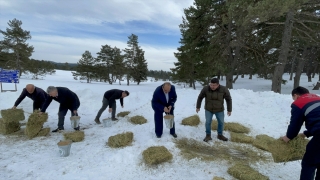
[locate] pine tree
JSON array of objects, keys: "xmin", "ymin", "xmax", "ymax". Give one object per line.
[
  {"xmin": 131, "ymin": 48, "xmax": 148, "ymax": 85},
  {"xmin": 112, "ymin": 47, "xmax": 126, "ymax": 85},
  {"xmin": 72, "ymin": 50, "xmax": 95, "ymax": 83}
]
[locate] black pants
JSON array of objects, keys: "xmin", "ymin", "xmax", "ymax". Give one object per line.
[
  {"xmin": 95, "ymin": 97, "xmax": 116, "ymax": 119},
  {"xmin": 154, "ymin": 108, "xmax": 175, "ymax": 137},
  {"xmin": 300, "ymin": 136, "xmax": 320, "ymax": 180},
  {"xmin": 58, "ymin": 104, "xmax": 80, "ymax": 129}
]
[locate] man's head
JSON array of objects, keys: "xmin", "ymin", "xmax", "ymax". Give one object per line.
[
  {"xmin": 291, "ymin": 86, "xmax": 309, "ymax": 101},
  {"xmin": 47, "ymin": 86, "xmax": 58, "ymax": 97},
  {"xmin": 162, "ymin": 82, "xmax": 171, "ymax": 93},
  {"xmin": 209, "ymin": 78, "xmax": 220, "ymax": 90},
  {"xmin": 122, "ymin": 90, "xmax": 129, "ymax": 98},
  {"xmin": 26, "ymin": 84, "xmax": 35, "ymax": 94}
]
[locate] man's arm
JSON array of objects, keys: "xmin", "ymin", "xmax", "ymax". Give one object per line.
[
  {"xmin": 41, "ymin": 97, "xmax": 53, "ymax": 112},
  {"xmin": 196, "ymin": 87, "xmax": 206, "ymax": 109},
  {"xmin": 37, "ymin": 88, "xmax": 48, "ymax": 107},
  {"xmin": 14, "ymin": 89, "xmax": 27, "ymax": 107},
  {"xmin": 120, "ymin": 98, "xmax": 124, "ymax": 107},
  {"xmin": 169, "ymin": 86, "xmax": 177, "ymax": 107},
  {"xmin": 151, "ymin": 88, "xmax": 165, "ymax": 112},
  {"xmin": 286, "ymin": 105, "xmax": 304, "ymax": 139},
  {"xmin": 224, "ymin": 88, "xmax": 232, "ymax": 112}
]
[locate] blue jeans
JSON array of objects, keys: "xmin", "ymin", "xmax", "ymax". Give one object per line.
[{"xmin": 205, "ymin": 110, "xmax": 224, "ymax": 135}]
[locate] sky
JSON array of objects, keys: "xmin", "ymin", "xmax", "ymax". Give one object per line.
[{"xmin": 0, "ymin": 0, "xmax": 194, "ymax": 71}]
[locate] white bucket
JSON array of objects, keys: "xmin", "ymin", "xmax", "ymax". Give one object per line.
[
  {"xmin": 164, "ymin": 115, "xmax": 174, "ymax": 129},
  {"xmin": 102, "ymin": 118, "xmax": 112, "ymax": 127},
  {"xmin": 57, "ymin": 140, "xmax": 72, "ymax": 157},
  {"xmin": 70, "ymin": 116, "xmax": 80, "ymax": 128}
]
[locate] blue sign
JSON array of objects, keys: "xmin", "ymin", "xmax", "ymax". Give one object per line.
[{"xmin": 0, "ymin": 69, "xmax": 19, "ymax": 83}]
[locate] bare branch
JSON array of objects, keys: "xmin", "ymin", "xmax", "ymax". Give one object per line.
[
  {"xmin": 299, "ymin": 12, "xmax": 319, "ymax": 18},
  {"xmin": 294, "ymin": 19, "xmax": 315, "ymax": 32},
  {"xmin": 293, "ymin": 27, "xmax": 317, "ymax": 42},
  {"xmin": 265, "ymin": 22, "xmax": 285, "ymax": 25},
  {"xmin": 300, "ymin": 20, "xmax": 320, "ymax": 24}
]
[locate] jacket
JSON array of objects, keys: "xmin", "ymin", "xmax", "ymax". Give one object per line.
[
  {"xmin": 14, "ymin": 87, "xmax": 48, "ymax": 107},
  {"xmin": 151, "ymin": 84, "xmax": 177, "ymax": 112},
  {"xmin": 104, "ymin": 89, "xmax": 124, "ymax": 107}
]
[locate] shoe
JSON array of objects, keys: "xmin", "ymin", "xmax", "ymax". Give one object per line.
[
  {"xmin": 156, "ymin": 135, "xmax": 161, "ymax": 138},
  {"xmin": 52, "ymin": 128, "xmax": 64, "ymax": 133},
  {"xmin": 217, "ymin": 134, "xmax": 228, "ymax": 141},
  {"xmin": 203, "ymin": 134, "xmax": 212, "ymax": 142},
  {"xmin": 94, "ymin": 118, "xmax": 101, "ymax": 124},
  {"xmin": 171, "ymin": 133, "xmax": 178, "ymax": 138},
  {"xmin": 111, "ymin": 117, "xmax": 118, "ymax": 121},
  {"xmin": 74, "ymin": 126, "xmax": 80, "ymax": 131}
]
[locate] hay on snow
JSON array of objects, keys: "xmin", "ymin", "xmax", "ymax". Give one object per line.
[
  {"xmin": 64, "ymin": 131, "xmax": 85, "ymax": 142},
  {"xmin": 36, "ymin": 128, "xmax": 50, "ymax": 137},
  {"xmin": 230, "ymin": 132, "xmax": 254, "ymax": 144},
  {"xmin": 25, "ymin": 111, "xmax": 48, "ymax": 139},
  {"xmin": 212, "ymin": 177, "xmax": 225, "ymax": 180},
  {"xmin": 1, "ymin": 108, "xmax": 25, "ymax": 123},
  {"xmin": 142, "ymin": 146, "xmax": 173, "ymax": 165},
  {"xmin": 130, "ymin": 115, "xmax": 147, "ymax": 125},
  {"xmin": 211, "ymin": 120, "xmax": 250, "ymax": 134},
  {"xmin": 108, "ymin": 132, "xmax": 133, "ymax": 148},
  {"xmin": 0, "ymin": 118, "xmax": 20, "ymax": 135},
  {"xmin": 181, "ymin": 115, "xmax": 200, "ymax": 126},
  {"xmin": 227, "ymin": 163, "xmax": 269, "ymax": 180},
  {"xmin": 117, "ymin": 111, "xmax": 130, "ymax": 117}
]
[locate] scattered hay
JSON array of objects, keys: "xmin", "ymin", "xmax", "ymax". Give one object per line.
[
  {"xmin": 0, "ymin": 118, "xmax": 20, "ymax": 135},
  {"xmin": 181, "ymin": 115, "xmax": 200, "ymax": 126},
  {"xmin": 117, "ymin": 111, "xmax": 130, "ymax": 117},
  {"xmin": 227, "ymin": 163, "xmax": 269, "ymax": 180},
  {"xmin": 213, "ymin": 177, "xmax": 225, "ymax": 180},
  {"xmin": 175, "ymin": 138, "xmax": 269, "ymax": 163},
  {"xmin": 36, "ymin": 128, "xmax": 50, "ymax": 137},
  {"xmin": 107, "ymin": 132, "xmax": 133, "ymax": 148},
  {"xmin": 64, "ymin": 131, "xmax": 85, "ymax": 142},
  {"xmin": 230, "ymin": 132, "xmax": 254, "ymax": 144},
  {"xmin": 252, "ymin": 134, "xmax": 274, "ymax": 151},
  {"xmin": 211, "ymin": 120, "xmax": 250, "ymax": 134},
  {"xmin": 130, "ymin": 115, "xmax": 147, "ymax": 125},
  {"xmin": 1, "ymin": 109, "xmax": 25, "ymax": 123},
  {"xmin": 142, "ymin": 146, "xmax": 173, "ymax": 165},
  {"xmin": 25, "ymin": 112, "xmax": 48, "ymax": 139}
]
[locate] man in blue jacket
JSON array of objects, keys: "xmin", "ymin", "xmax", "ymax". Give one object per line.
[
  {"xmin": 40, "ymin": 86, "xmax": 80, "ymax": 132},
  {"xmin": 282, "ymin": 86, "xmax": 320, "ymax": 180},
  {"xmin": 12, "ymin": 84, "xmax": 48, "ymax": 111},
  {"xmin": 151, "ymin": 82, "xmax": 177, "ymax": 138}
]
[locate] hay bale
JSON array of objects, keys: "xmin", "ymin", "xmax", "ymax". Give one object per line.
[
  {"xmin": 227, "ymin": 163, "xmax": 269, "ymax": 180},
  {"xmin": 25, "ymin": 112, "xmax": 48, "ymax": 139},
  {"xmin": 0, "ymin": 118, "xmax": 20, "ymax": 135},
  {"xmin": 1, "ymin": 109, "xmax": 25, "ymax": 123},
  {"xmin": 213, "ymin": 177, "xmax": 225, "ymax": 180},
  {"xmin": 130, "ymin": 115, "xmax": 147, "ymax": 125},
  {"xmin": 108, "ymin": 132, "xmax": 133, "ymax": 148},
  {"xmin": 181, "ymin": 115, "xmax": 200, "ymax": 126},
  {"xmin": 142, "ymin": 146, "xmax": 173, "ymax": 165},
  {"xmin": 64, "ymin": 131, "xmax": 85, "ymax": 142},
  {"xmin": 211, "ymin": 120, "xmax": 250, "ymax": 133},
  {"xmin": 252, "ymin": 134, "xmax": 275, "ymax": 151},
  {"xmin": 117, "ymin": 111, "xmax": 130, "ymax": 117},
  {"xmin": 36, "ymin": 128, "xmax": 50, "ymax": 137},
  {"xmin": 230, "ymin": 132, "xmax": 254, "ymax": 144}
]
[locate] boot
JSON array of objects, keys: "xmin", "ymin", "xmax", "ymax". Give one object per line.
[
  {"xmin": 94, "ymin": 118, "xmax": 101, "ymax": 124},
  {"xmin": 217, "ymin": 134, "xmax": 228, "ymax": 141},
  {"xmin": 203, "ymin": 134, "xmax": 212, "ymax": 142},
  {"xmin": 111, "ymin": 117, "xmax": 118, "ymax": 121}
]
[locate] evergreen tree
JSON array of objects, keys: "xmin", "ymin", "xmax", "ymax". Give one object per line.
[
  {"xmin": 112, "ymin": 47, "xmax": 126, "ymax": 85},
  {"xmin": 72, "ymin": 50, "xmax": 95, "ymax": 83},
  {"xmin": 131, "ymin": 48, "xmax": 148, "ymax": 85}
]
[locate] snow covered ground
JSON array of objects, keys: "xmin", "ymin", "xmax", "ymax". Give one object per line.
[{"xmin": 0, "ymin": 70, "xmax": 318, "ymax": 180}]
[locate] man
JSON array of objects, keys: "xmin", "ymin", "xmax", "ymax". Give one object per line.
[
  {"xmin": 40, "ymin": 86, "xmax": 80, "ymax": 132},
  {"xmin": 94, "ymin": 89, "xmax": 129, "ymax": 124},
  {"xmin": 151, "ymin": 82, "xmax": 177, "ymax": 138},
  {"xmin": 282, "ymin": 86, "xmax": 320, "ymax": 180},
  {"xmin": 196, "ymin": 78, "xmax": 232, "ymax": 142},
  {"xmin": 12, "ymin": 84, "xmax": 48, "ymax": 111}
]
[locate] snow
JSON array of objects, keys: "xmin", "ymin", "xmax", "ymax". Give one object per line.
[{"xmin": 0, "ymin": 70, "xmax": 318, "ymax": 180}]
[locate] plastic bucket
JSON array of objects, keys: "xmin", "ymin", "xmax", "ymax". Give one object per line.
[
  {"xmin": 164, "ymin": 115, "xmax": 174, "ymax": 129},
  {"xmin": 102, "ymin": 118, "xmax": 112, "ymax": 127},
  {"xmin": 57, "ymin": 140, "xmax": 72, "ymax": 157},
  {"xmin": 70, "ymin": 116, "xmax": 80, "ymax": 128}
]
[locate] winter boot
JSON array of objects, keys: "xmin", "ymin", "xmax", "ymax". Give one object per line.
[
  {"xmin": 94, "ymin": 118, "xmax": 101, "ymax": 124},
  {"xmin": 203, "ymin": 134, "xmax": 212, "ymax": 142},
  {"xmin": 217, "ymin": 134, "xmax": 228, "ymax": 141},
  {"xmin": 111, "ymin": 117, "xmax": 118, "ymax": 121},
  {"xmin": 52, "ymin": 128, "xmax": 64, "ymax": 133}
]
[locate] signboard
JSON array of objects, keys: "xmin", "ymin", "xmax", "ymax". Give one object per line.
[{"xmin": 0, "ymin": 69, "xmax": 19, "ymax": 83}]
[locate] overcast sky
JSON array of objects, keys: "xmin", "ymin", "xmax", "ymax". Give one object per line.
[{"xmin": 0, "ymin": 0, "xmax": 194, "ymax": 71}]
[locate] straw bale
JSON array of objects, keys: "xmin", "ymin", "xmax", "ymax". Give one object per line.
[
  {"xmin": 142, "ymin": 146, "xmax": 173, "ymax": 165},
  {"xmin": 230, "ymin": 132, "xmax": 254, "ymax": 144},
  {"xmin": 36, "ymin": 128, "xmax": 50, "ymax": 137},
  {"xmin": 181, "ymin": 115, "xmax": 200, "ymax": 126},
  {"xmin": 227, "ymin": 163, "xmax": 269, "ymax": 180},
  {"xmin": 64, "ymin": 131, "xmax": 85, "ymax": 142},
  {"xmin": 0, "ymin": 118, "xmax": 21, "ymax": 135},
  {"xmin": 25, "ymin": 112, "xmax": 48, "ymax": 139},
  {"xmin": 130, "ymin": 115, "xmax": 147, "ymax": 125},
  {"xmin": 1, "ymin": 109, "xmax": 25, "ymax": 123},
  {"xmin": 252, "ymin": 134, "xmax": 275, "ymax": 151},
  {"xmin": 117, "ymin": 111, "xmax": 130, "ymax": 117},
  {"xmin": 211, "ymin": 120, "xmax": 250, "ymax": 134},
  {"xmin": 108, "ymin": 132, "xmax": 133, "ymax": 148},
  {"xmin": 212, "ymin": 177, "xmax": 225, "ymax": 180}
]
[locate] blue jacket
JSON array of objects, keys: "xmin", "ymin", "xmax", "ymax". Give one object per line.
[
  {"xmin": 286, "ymin": 93, "xmax": 320, "ymax": 139},
  {"xmin": 151, "ymin": 84, "xmax": 177, "ymax": 112},
  {"xmin": 14, "ymin": 87, "xmax": 48, "ymax": 107}
]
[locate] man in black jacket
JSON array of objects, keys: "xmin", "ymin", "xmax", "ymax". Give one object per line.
[
  {"xmin": 12, "ymin": 84, "xmax": 48, "ymax": 111},
  {"xmin": 40, "ymin": 86, "xmax": 80, "ymax": 132},
  {"xmin": 94, "ymin": 89, "xmax": 129, "ymax": 124}
]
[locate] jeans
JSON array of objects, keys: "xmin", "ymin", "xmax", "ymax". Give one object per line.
[
  {"xmin": 205, "ymin": 110, "xmax": 225, "ymax": 135},
  {"xmin": 300, "ymin": 136, "xmax": 320, "ymax": 180},
  {"xmin": 95, "ymin": 97, "xmax": 116, "ymax": 119}
]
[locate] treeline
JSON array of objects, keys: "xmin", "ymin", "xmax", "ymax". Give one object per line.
[{"xmin": 172, "ymin": 0, "xmax": 320, "ymax": 93}]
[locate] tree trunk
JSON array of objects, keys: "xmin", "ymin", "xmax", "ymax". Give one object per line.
[
  {"xmin": 249, "ymin": 73, "xmax": 253, "ymax": 79},
  {"xmin": 313, "ymin": 82, "xmax": 320, "ymax": 90},
  {"xmin": 233, "ymin": 73, "xmax": 239, "ymax": 83},
  {"xmin": 312, "ymin": 64, "xmax": 318, "ymax": 78},
  {"xmin": 271, "ymin": 11, "xmax": 294, "ymax": 93},
  {"xmin": 226, "ymin": 22, "xmax": 240, "ymax": 89},
  {"xmin": 192, "ymin": 81, "xmax": 196, "ymax": 90},
  {"xmin": 293, "ymin": 48, "xmax": 307, "ymax": 88},
  {"xmin": 221, "ymin": 75, "xmax": 223, "ymax": 81},
  {"xmin": 127, "ymin": 75, "xmax": 130, "ymax": 86},
  {"xmin": 241, "ymin": 74, "xmax": 244, "ymax": 78},
  {"xmin": 289, "ymin": 51, "xmax": 297, "ymax": 81}
]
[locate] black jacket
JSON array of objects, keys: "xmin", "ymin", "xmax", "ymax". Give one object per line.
[
  {"xmin": 14, "ymin": 87, "xmax": 48, "ymax": 107},
  {"xmin": 104, "ymin": 89, "xmax": 124, "ymax": 107},
  {"xmin": 151, "ymin": 84, "xmax": 177, "ymax": 112},
  {"xmin": 41, "ymin": 87, "xmax": 80, "ymax": 112}
]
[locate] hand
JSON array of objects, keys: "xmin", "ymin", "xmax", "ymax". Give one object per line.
[
  {"xmin": 38, "ymin": 112, "xmax": 43, "ymax": 115},
  {"xmin": 108, "ymin": 108, "xmax": 112, "ymax": 113},
  {"xmin": 227, "ymin": 112, "xmax": 231, "ymax": 116},
  {"xmin": 299, "ymin": 133, "xmax": 306, "ymax": 138},
  {"xmin": 12, "ymin": 106, "xmax": 16, "ymax": 109},
  {"xmin": 168, "ymin": 106, "xmax": 172, "ymax": 112},
  {"xmin": 281, "ymin": 136, "xmax": 290, "ymax": 143},
  {"xmin": 73, "ymin": 110, "xmax": 77, "ymax": 115},
  {"xmin": 164, "ymin": 107, "xmax": 169, "ymax": 113},
  {"xmin": 122, "ymin": 106, "xmax": 124, "ymax": 108},
  {"xmin": 196, "ymin": 108, "xmax": 200, "ymax": 113}
]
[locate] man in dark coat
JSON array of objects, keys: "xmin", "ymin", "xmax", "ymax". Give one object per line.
[
  {"xmin": 12, "ymin": 84, "xmax": 48, "ymax": 111},
  {"xmin": 196, "ymin": 78, "xmax": 232, "ymax": 142},
  {"xmin": 151, "ymin": 82, "xmax": 177, "ymax": 138},
  {"xmin": 282, "ymin": 86, "xmax": 320, "ymax": 180},
  {"xmin": 40, "ymin": 86, "xmax": 80, "ymax": 132},
  {"xmin": 94, "ymin": 89, "xmax": 129, "ymax": 124}
]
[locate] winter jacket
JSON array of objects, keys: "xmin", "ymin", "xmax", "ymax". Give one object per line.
[
  {"xmin": 151, "ymin": 84, "xmax": 177, "ymax": 112},
  {"xmin": 196, "ymin": 85, "xmax": 232, "ymax": 113},
  {"xmin": 41, "ymin": 87, "xmax": 80, "ymax": 112},
  {"xmin": 286, "ymin": 93, "xmax": 320, "ymax": 139},
  {"xmin": 14, "ymin": 87, "xmax": 48, "ymax": 107},
  {"xmin": 104, "ymin": 89, "xmax": 124, "ymax": 107}
]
